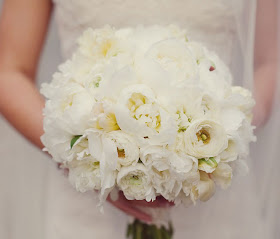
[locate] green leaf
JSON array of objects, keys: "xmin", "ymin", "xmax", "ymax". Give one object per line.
[{"xmin": 70, "ymin": 135, "xmax": 82, "ymax": 149}]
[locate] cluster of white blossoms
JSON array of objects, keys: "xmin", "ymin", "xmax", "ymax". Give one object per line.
[{"xmin": 41, "ymin": 25, "xmax": 256, "ymax": 206}]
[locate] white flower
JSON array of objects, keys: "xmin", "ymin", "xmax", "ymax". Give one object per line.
[
  {"xmin": 117, "ymin": 164, "xmax": 155, "ymax": 201},
  {"xmin": 105, "ymin": 130, "xmax": 140, "ymax": 169},
  {"xmin": 68, "ymin": 157, "xmax": 101, "ymax": 192},
  {"xmin": 115, "ymin": 84, "xmax": 177, "ymax": 145},
  {"xmin": 228, "ymin": 86, "xmax": 255, "ymax": 121},
  {"xmin": 212, "ymin": 163, "xmax": 232, "ymax": 189},
  {"xmin": 87, "ymin": 130, "xmax": 118, "ymax": 202},
  {"xmin": 220, "ymin": 138, "xmax": 239, "ymax": 162},
  {"xmin": 42, "ymin": 82, "xmax": 94, "ymax": 135},
  {"xmin": 184, "ymin": 119, "xmax": 228, "ymax": 158},
  {"xmin": 78, "ymin": 26, "xmax": 127, "ymax": 61},
  {"xmin": 90, "ymin": 101, "xmax": 120, "ymax": 131},
  {"xmin": 190, "ymin": 172, "xmax": 216, "ymax": 203},
  {"xmin": 140, "ymin": 146, "xmax": 195, "ymax": 200},
  {"xmin": 146, "ymin": 39, "xmax": 198, "ymax": 83}
]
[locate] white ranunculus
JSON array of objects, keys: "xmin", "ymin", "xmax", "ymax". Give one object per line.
[
  {"xmin": 68, "ymin": 157, "xmax": 101, "ymax": 192},
  {"xmin": 140, "ymin": 146, "xmax": 195, "ymax": 200},
  {"xmin": 184, "ymin": 119, "xmax": 228, "ymax": 158},
  {"xmin": 117, "ymin": 164, "xmax": 155, "ymax": 201},
  {"xmin": 115, "ymin": 84, "xmax": 177, "ymax": 146},
  {"xmin": 190, "ymin": 172, "xmax": 216, "ymax": 203},
  {"xmin": 212, "ymin": 163, "xmax": 232, "ymax": 189}
]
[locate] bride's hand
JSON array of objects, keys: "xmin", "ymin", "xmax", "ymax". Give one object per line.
[{"xmin": 107, "ymin": 191, "xmax": 174, "ymax": 223}]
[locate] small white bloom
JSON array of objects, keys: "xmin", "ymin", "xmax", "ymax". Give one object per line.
[
  {"xmin": 184, "ymin": 119, "xmax": 228, "ymax": 158},
  {"xmin": 228, "ymin": 86, "xmax": 255, "ymax": 121},
  {"xmin": 78, "ymin": 26, "xmax": 128, "ymax": 61},
  {"xmin": 117, "ymin": 164, "xmax": 155, "ymax": 201},
  {"xmin": 106, "ymin": 130, "xmax": 140, "ymax": 169},
  {"xmin": 212, "ymin": 163, "xmax": 232, "ymax": 189},
  {"xmin": 87, "ymin": 130, "xmax": 118, "ymax": 202},
  {"xmin": 68, "ymin": 157, "xmax": 101, "ymax": 192},
  {"xmin": 190, "ymin": 172, "xmax": 216, "ymax": 203}
]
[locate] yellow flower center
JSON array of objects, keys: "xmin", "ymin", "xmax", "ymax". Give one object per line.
[{"xmin": 196, "ymin": 129, "xmax": 210, "ymax": 144}]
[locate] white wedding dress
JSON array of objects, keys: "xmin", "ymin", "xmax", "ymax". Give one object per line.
[{"xmin": 42, "ymin": 0, "xmax": 278, "ymax": 238}]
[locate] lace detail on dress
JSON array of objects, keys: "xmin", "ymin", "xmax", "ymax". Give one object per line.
[{"xmin": 53, "ymin": 0, "xmax": 236, "ymax": 66}]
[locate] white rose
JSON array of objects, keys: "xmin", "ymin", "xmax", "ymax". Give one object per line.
[
  {"xmin": 68, "ymin": 157, "xmax": 101, "ymax": 192},
  {"xmin": 117, "ymin": 164, "xmax": 155, "ymax": 201},
  {"xmin": 115, "ymin": 84, "xmax": 177, "ymax": 146},
  {"xmin": 212, "ymin": 163, "xmax": 232, "ymax": 189},
  {"xmin": 184, "ymin": 119, "xmax": 228, "ymax": 158},
  {"xmin": 190, "ymin": 172, "xmax": 216, "ymax": 203}
]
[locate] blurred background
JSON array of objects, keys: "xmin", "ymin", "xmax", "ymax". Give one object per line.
[{"xmin": 0, "ymin": 1, "xmax": 279, "ymax": 239}]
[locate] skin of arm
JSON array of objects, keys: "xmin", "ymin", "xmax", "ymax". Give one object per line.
[
  {"xmin": 253, "ymin": 0, "xmax": 279, "ymax": 128},
  {"xmin": 0, "ymin": 0, "xmax": 52, "ymax": 148}
]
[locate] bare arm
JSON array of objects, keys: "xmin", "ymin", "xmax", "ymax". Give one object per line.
[
  {"xmin": 0, "ymin": 0, "xmax": 52, "ymax": 148},
  {"xmin": 253, "ymin": 0, "xmax": 279, "ymax": 127}
]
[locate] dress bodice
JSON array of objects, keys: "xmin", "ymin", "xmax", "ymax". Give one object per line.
[{"xmin": 54, "ymin": 0, "xmax": 239, "ymax": 66}]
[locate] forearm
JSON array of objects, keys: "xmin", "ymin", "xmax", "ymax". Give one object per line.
[
  {"xmin": 253, "ymin": 62, "xmax": 278, "ymax": 127},
  {"xmin": 0, "ymin": 71, "xmax": 45, "ymax": 149}
]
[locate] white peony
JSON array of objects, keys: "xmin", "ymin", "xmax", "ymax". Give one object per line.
[
  {"xmin": 115, "ymin": 84, "xmax": 177, "ymax": 146},
  {"xmin": 140, "ymin": 146, "xmax": 195, "ymax": 200},
  {"xmin": 90, "ymin": 100, "xmax": 120, "ymax": 132},
  {"xmin": 184, "ymin": 119, "xmax": 228, "ymax": 158},
  {"xmin": 117, "ymin": 164, "xmax": 155, "ymax": 201}
]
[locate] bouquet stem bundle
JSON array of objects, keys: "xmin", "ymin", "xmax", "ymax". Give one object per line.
[{"xmin": 127, "ymin": 219, "xmax": 173, "ymax": 239}]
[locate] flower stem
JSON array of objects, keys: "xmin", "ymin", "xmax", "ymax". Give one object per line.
[{"xmin": 126, "ymin": 219, "xmax": 173, "ymax": 239}]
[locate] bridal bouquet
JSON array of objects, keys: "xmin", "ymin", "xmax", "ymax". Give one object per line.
[{"xmin": 41, "ymin": 25, "xmax": 256, "ymax": 239}]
